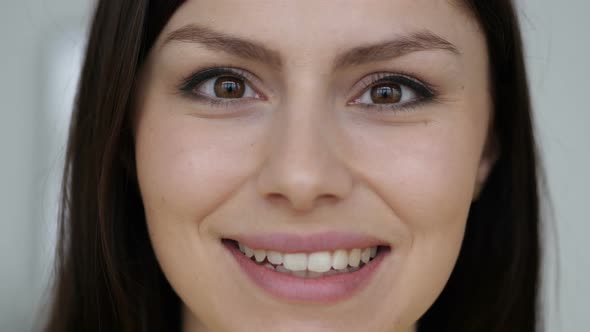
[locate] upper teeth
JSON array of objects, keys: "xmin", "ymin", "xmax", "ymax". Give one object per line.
[{"xmin": 238, "ymin": 242, "xmax": 378, "ymax": 273}]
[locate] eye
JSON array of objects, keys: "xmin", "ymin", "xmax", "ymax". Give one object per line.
[
  {"xmin": 195, "ymin": 75, "xmax": 258, "ymax": 99},
  {"xmin": 359, "ymin": 82, "xmax": 410, "ymax": 104},
  {"xmin": 179, "ymin": 67, "xmax": 263, "ymax": 103},
  {"xmin": 350, "ymin": 74, "xmax": 435, "ymax": 111}
]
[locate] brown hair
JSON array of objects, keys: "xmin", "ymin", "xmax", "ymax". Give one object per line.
[{"xmin": 44, "ymin": 1, "xmax": 542, "ymax": 331}]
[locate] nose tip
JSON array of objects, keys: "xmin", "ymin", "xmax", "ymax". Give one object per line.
[
  {"xmin": 256, "ymin": 117, "xmax": 353, "ymax": 212},
  {"xmin": 255, "ymin": 114, "xmax": 353, "ymax": 214},
  {"xmin": 257, "ymin": 166, "xmax": 353, "ymax": 213}
]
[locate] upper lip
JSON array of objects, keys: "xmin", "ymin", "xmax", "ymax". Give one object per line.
[{"xmin": 227, "ymin": 231, "xmax": 389, "ymax": 253}]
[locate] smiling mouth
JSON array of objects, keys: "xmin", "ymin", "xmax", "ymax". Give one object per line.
[
  {"xmin": 224, "ymin": 239, "xmax": 390, "ymax": 278},
  {"xmin": 221, "ymin": 232, "xmax": 391, "ymax": 303}
]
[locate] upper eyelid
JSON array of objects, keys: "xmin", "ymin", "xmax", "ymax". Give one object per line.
[
  {"xmin": 348, "ymin": 72, "xmax": 436, "ymax": 104},
  {"xmin": 178, "ymin": 66, "xmax": 264, "ymax": 94},
  {"xmin": 353, "ymin": 72, "xmax": 434, "ymax": 93}
]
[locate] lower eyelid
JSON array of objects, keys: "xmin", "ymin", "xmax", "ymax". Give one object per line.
[{"xmin": 352, "ymin": 99, "xmax": 434, "ymax": 116}]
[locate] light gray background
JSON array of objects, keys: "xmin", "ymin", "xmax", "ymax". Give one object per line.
[{"xmin": 0, "ymin": 0, "xmax": 588, "ymax": 331}]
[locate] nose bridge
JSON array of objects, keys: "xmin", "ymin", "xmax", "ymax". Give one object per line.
[{"xmin": 255, "ymin": 76, "xmax": 353, "ymax": 213}]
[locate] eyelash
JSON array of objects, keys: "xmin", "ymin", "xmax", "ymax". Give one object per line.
[
  {"xmin": 178, "ymin": 67, "xmax": 437, "ymax": 113},
  {"xmin": 350, "ymin": 72, "xmax": 436, "ymax": 112},
  {"xmin": 178, "ymin": 67, "xmax": 262, "ymax": 106}
]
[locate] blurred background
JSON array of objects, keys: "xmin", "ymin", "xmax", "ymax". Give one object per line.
[{"xmin": 0, "ymin": 0, "xmax": 588, "ymax": 331}]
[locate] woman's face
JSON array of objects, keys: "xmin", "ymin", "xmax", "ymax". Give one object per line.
[{"xmin": 134, "ymin": 1, "xmax": 494, "ymax": 331}]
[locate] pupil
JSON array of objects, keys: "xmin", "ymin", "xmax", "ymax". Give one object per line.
[
  {"xmin": 214, "ymin": 77, "xmax": 245, "ymax": 98},
  {"xmin": 371, "ymin": 84, "xmax": 401, "ymax": 104},
  {"xmin": 223, "ymin": 82, "xmax": 236, "ymax": 92}
]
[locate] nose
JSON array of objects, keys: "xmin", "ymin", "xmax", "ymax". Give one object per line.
[{"xmin": 256, "ymin": 100, "xmax": 354, "ymax": 214}]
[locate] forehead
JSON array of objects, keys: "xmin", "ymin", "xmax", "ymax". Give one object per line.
[{"xmin": 156, "ymin": 0, "xmax": 484, "ymax": 63}]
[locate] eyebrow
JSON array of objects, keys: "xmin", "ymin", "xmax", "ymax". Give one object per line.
[
  {"xmin": 333, "ymin": 30, "xmax": 460, "ymax": 69},
  {"xmin": 163, "ymin": 24, "xmax": 283, "ymax": 68},
  {"xmin": 163, "ymin": 24, "xmax": 460, "ymax": 70}
]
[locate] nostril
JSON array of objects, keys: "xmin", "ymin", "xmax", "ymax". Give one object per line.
[
  {"xmin": 266, "ymin": 192, "xmax": 286, "ymax": 203},
  {"xmin": 267, "ymin": 192, "xmax": 301, "ymax": 207}
]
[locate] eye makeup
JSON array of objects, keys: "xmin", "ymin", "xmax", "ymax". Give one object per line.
[
  {"xmin": 177, "ymin": 67, "xmax": 265, "ymax": 103},
  {"xmin": 176, "ymin": 66, "xmax": 439, "ymax": 114},
  {"xmin": 348, "ymin": 72, "xmax": 438, "ymax": 113}
]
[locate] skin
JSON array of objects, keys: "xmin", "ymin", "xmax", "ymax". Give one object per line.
[{"xmin": 134, "ymin": 1, "xmax": 495, "ymax": 331}]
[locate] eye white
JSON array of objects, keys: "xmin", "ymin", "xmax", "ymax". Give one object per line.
[
  {"xmin": 196, "ymin": 77, "xmax": 258, "ymax": 98},
  {"xmin": 356, "ymin": 84, "xmax": 417, "ymax": 105}
]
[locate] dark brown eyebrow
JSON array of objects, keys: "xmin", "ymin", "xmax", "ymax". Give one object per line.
[
  {"xmin": 163, "ymin": 24, "xmax": 283, "ymax": 69},
  {"xmin": 163, "ymin": 24, "xmax": 460, "ymax": 70},
  {"xmin": 333, "ymin": 30, "xmax": 460, "ymax": 70}
]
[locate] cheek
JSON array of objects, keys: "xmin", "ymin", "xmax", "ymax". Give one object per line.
[
  {"xmin": 347, "ymin": 119, "xmax": 482, "ymax": 232},
  {"xmin": 133, "ymin": 103, "xmax": 269, "ymax": 321},
  {"xmin": 344, "ymin": 117, "xmax": 485, "ymax": 318},
  {"xmin": 135, "ymin": 110, "xmax": 263, "ymax": 227}
]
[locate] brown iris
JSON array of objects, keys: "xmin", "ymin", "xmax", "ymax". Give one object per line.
[
  {"xmin": 370, "ymin": 83, "xmax": 402, "ymax": 104},
  {"xmin": 213, "ymin": 76, "xmax": 245, "ymax": 98}
]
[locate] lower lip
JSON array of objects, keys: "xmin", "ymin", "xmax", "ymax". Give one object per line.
[{"xmin": 223, "ymin": 240, "xmax": 389, "ymax": 303}]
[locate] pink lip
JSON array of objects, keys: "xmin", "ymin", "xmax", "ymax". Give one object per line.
[
  {"xmin": 230, "ymin": 231, "xmax": 389, "ymax": 253},
  {"xmin": 223, "ymin": 239, "xmax": 390, "ymax": 303}
]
